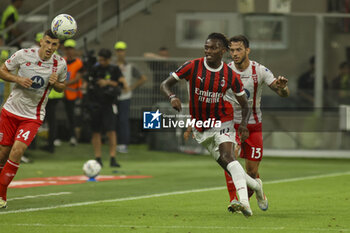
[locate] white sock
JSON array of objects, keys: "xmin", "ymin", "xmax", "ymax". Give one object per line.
[
  {"xmin": 245, "ymin": 173, "xmax": 259, "ymax": 191},
  {"xmin": 227, "ymin": 161, "xmax": 249, "ymax": 205}
]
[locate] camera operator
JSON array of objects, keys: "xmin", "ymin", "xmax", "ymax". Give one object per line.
[{"xmin": 86, "ymin": 48, "xmax": 128, "ymax": 167}]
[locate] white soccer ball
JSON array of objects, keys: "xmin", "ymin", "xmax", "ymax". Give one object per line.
[
  {"xmin": 51, "ymin": 14, "xmax": 77, "ymax": 40},
  {"xmin": 83, "ymin": 160, "xmax": 101, "ymax": 178}
]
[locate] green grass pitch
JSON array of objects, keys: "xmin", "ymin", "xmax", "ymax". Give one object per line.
[{"xmin": 0, "ymin": 143, "xmax": 349, "ymax": 233}]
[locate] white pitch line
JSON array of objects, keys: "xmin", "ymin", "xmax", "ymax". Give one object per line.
[
  {"xmin": 7, "ymin": 192, "xmax": 72, "ymax": 201},
  {"xmin": 0, "ymin": 171, "xmax": 349, "ymax": 215},
  {"xmin": 1, "ymin": 223, "xmax": 349, "ymax": 232}
]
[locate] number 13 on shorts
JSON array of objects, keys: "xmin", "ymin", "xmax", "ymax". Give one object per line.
[{"xmin": 251, "ymin": 147, "xmax": 262, "ymax": 159}]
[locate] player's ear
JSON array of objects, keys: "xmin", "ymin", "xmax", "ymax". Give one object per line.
[{"xmin": 246, "ymin": 47, "xmax": 251, "ymax": 55}]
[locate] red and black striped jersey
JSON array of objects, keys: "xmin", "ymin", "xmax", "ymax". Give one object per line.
[{"xmin": 172, "ymin": 57, "xmax": 244, "ymax": 131}]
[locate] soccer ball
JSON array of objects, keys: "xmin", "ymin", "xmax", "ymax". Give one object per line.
[
  {"xmin": 83, "ymin": 160, "xmax": 101, "ymax": 178},
  {"xmin": 51, "ymin": 14, "xmax": 77, "ymax": 40}
]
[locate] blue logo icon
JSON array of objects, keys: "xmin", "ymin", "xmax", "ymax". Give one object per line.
[
  {"xmin": 244, "ymin": 88, "xmax": 250, "ymax": 99},
  {"xmin": 143, "ymin": 110, "xmax": 162, "ymax": 129},
  {"xmin": 31, "ymin": 76, "xmax": 45, "ymax": 89}
]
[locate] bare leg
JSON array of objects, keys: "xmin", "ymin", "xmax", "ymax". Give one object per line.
[
  {"xmin": 245, "ymin": 159, "xmax": 260, "ymax": 178},
  {"xmin": 106, "ymin": 131, "xmax": 116, "ymax": 158},
  {"xmin": 0, "ymin": 145, "xmax": 11, "ymax": 165}
]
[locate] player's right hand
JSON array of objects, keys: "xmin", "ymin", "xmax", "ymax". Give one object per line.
[
  {"xmin": 49, "ymin": 73, "xmax": 58, "ymax": 85},
  {"xmin": 170, "ymin": 97, "xmax": 182, "ymax": 112},
  {"xmin": 16, "ymin": 76, "xmax": 33, "ymax": 88}
]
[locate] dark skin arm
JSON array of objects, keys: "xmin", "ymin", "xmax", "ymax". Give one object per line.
[
  {"xmin": 160, "ymin": 75, "xmax": 182, "ymax": 112},
  {"xmin": 235, "ymin": 93, "xmax": 250, "ymax": 142}
]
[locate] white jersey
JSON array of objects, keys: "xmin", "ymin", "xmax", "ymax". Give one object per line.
[
  {"xmin": 4, "ymin": 48, "xmax": 67, "ymax": 121},
  {"xmin": 225, "ymin": 60, "xmax": 275, "ymax": 124}
]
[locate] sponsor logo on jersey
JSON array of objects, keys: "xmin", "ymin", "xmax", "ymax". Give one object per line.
[
  {"xmin": 31, "ymin": 76, "xmax": 45, "ymax": 89},
  {"xmin": 244, "ymin": 88, "xmax": 250, "ymax": 99}
]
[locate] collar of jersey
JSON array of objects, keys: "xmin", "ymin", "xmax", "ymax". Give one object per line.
[
  {"xmin": 230, "ymin": 60, "xmax": 252, "ymax": 74},
  {"xmin": 204, "ymin": 57, "xmax": 223, "ymax": 72}
]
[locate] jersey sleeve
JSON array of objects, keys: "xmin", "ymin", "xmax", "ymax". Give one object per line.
[
  {"xmin": 260, "ymin": 65, "xmax": 275, "ymax": 86},
  {"xmin": 58, "ymin": 59, "xmax": 67, "ymax": 83},
  {"xmin": 5, "ymin": 49, "xmax": 25, "ymax": 71},
  {"xmin": 172, "ymin": 61, "xmax": 193, "ymax": 81},
  {"xmin": 232, "ymin": 72, "xmax": 245, "ymax": 96}
]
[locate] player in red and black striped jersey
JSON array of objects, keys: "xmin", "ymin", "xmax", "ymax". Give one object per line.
[{"xmin": 161, "ymin": 33, "xmax": 266, "ymax": 217}]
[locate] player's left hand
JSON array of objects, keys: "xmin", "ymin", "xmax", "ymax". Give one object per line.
[
  {"xmin": 238, "ymin": 124, "xmax": 249, "ymax": 142},
  {"xmin": 49, "ymin": 73, "xmax": 58, "ymax": 85},
  {"xmin": 275, "ymin": 76, "xmax": 288, "ymax": 89}
]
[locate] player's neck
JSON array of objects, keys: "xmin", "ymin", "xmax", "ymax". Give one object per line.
[
  {"xmin": 235, "ymin": 59, "xmax": 250, "ymax": 72},
  {"xmin": 117, "ymin": 58, "xmax": 126, "ymax": 66},
  {"xmin": 206, "ymin": 60, "xmax": 222, "ymax": 70}
]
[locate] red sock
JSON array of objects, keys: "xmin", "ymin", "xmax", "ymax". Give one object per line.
[
  {"xmin": 0, "ymin": 160, "xmax": 20, "ymax": 201},
  {"xmin": 224, "ymin": 171, "xmax": 238, "ymax": 202},
  {"xmin": 0, "ymin": 164, "xmax": 4, "ymax": 173}
]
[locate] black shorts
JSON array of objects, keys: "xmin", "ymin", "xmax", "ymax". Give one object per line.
[{"xmin": 90, "ymin": 104, "xmax": 116, "ymax": 133}]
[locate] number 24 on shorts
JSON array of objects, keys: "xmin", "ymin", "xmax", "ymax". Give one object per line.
[{"xmin": 17, "ymin": 129, "xmax": 31, "ymax": 141}]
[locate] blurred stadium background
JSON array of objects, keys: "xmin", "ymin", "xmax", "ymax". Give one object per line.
[{"xmin": 0, "ymin": 0, "xmax": 350, "ymax": 156}]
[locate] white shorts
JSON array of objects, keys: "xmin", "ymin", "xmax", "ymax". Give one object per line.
[{"xmin": 193, "ymin": 120, "xmax": 236, "ymax": 160}]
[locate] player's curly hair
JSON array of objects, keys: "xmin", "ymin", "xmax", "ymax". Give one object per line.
[
  {"xmin": 229, "ymin": 35, "xmax": 250, "ymax": 48},
  {"xmin": 207, "ymin": 33, "xmax": 229, "ymax": 50}
]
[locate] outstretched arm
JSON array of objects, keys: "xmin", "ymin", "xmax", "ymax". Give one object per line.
[
  {"xmin": 160, "ymin": 76, "xmax": 182, "ymax": 112},
  {"xmin": 269, "ymin": 76, "xmax": 290, "ymax": 97}
]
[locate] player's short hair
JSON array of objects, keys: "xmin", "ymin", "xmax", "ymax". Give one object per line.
[
  {"xmin": 44, "ymin": 29, "xmax": 59, "ymax": 40},
  {"xmin": 98, "ymin": 48, "xmax": 112, "ymax": 59},
  {"xmin": 207, "ymin": 33, "xmax": 229, "ymax": 50},
  {"xmin": 229, "ymin": 35, "xmax": 250, "ymax": 48}
]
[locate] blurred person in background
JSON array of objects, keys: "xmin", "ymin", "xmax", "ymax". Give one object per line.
[
  {"xmin": 0, "ymin": 0, "xmax": 24, "ymax": 47},
  {"xmin": 31, "ymin": 32, "xmax": 43, "ymax": 48},
  {"xmin": 63, "ymin": 39, "xmax": 83, "ymax": 146},
  {"xmin": 114, "ymin": 41, "xmax": 147, "ymax": 153},
  {"xmin": 86, "ymin": 48, "xmax": 128, "ymax": 167},
  {"xmin": 333, "ymin": 61, "xmax": 350, "ymax": 105},
  {"xmin": 144, "ymin": 47, "xmax": 177, "ymax": 104},
  {"xmin": 297, "ymin": 56, "xmax": 328, "ymax": 109}
]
